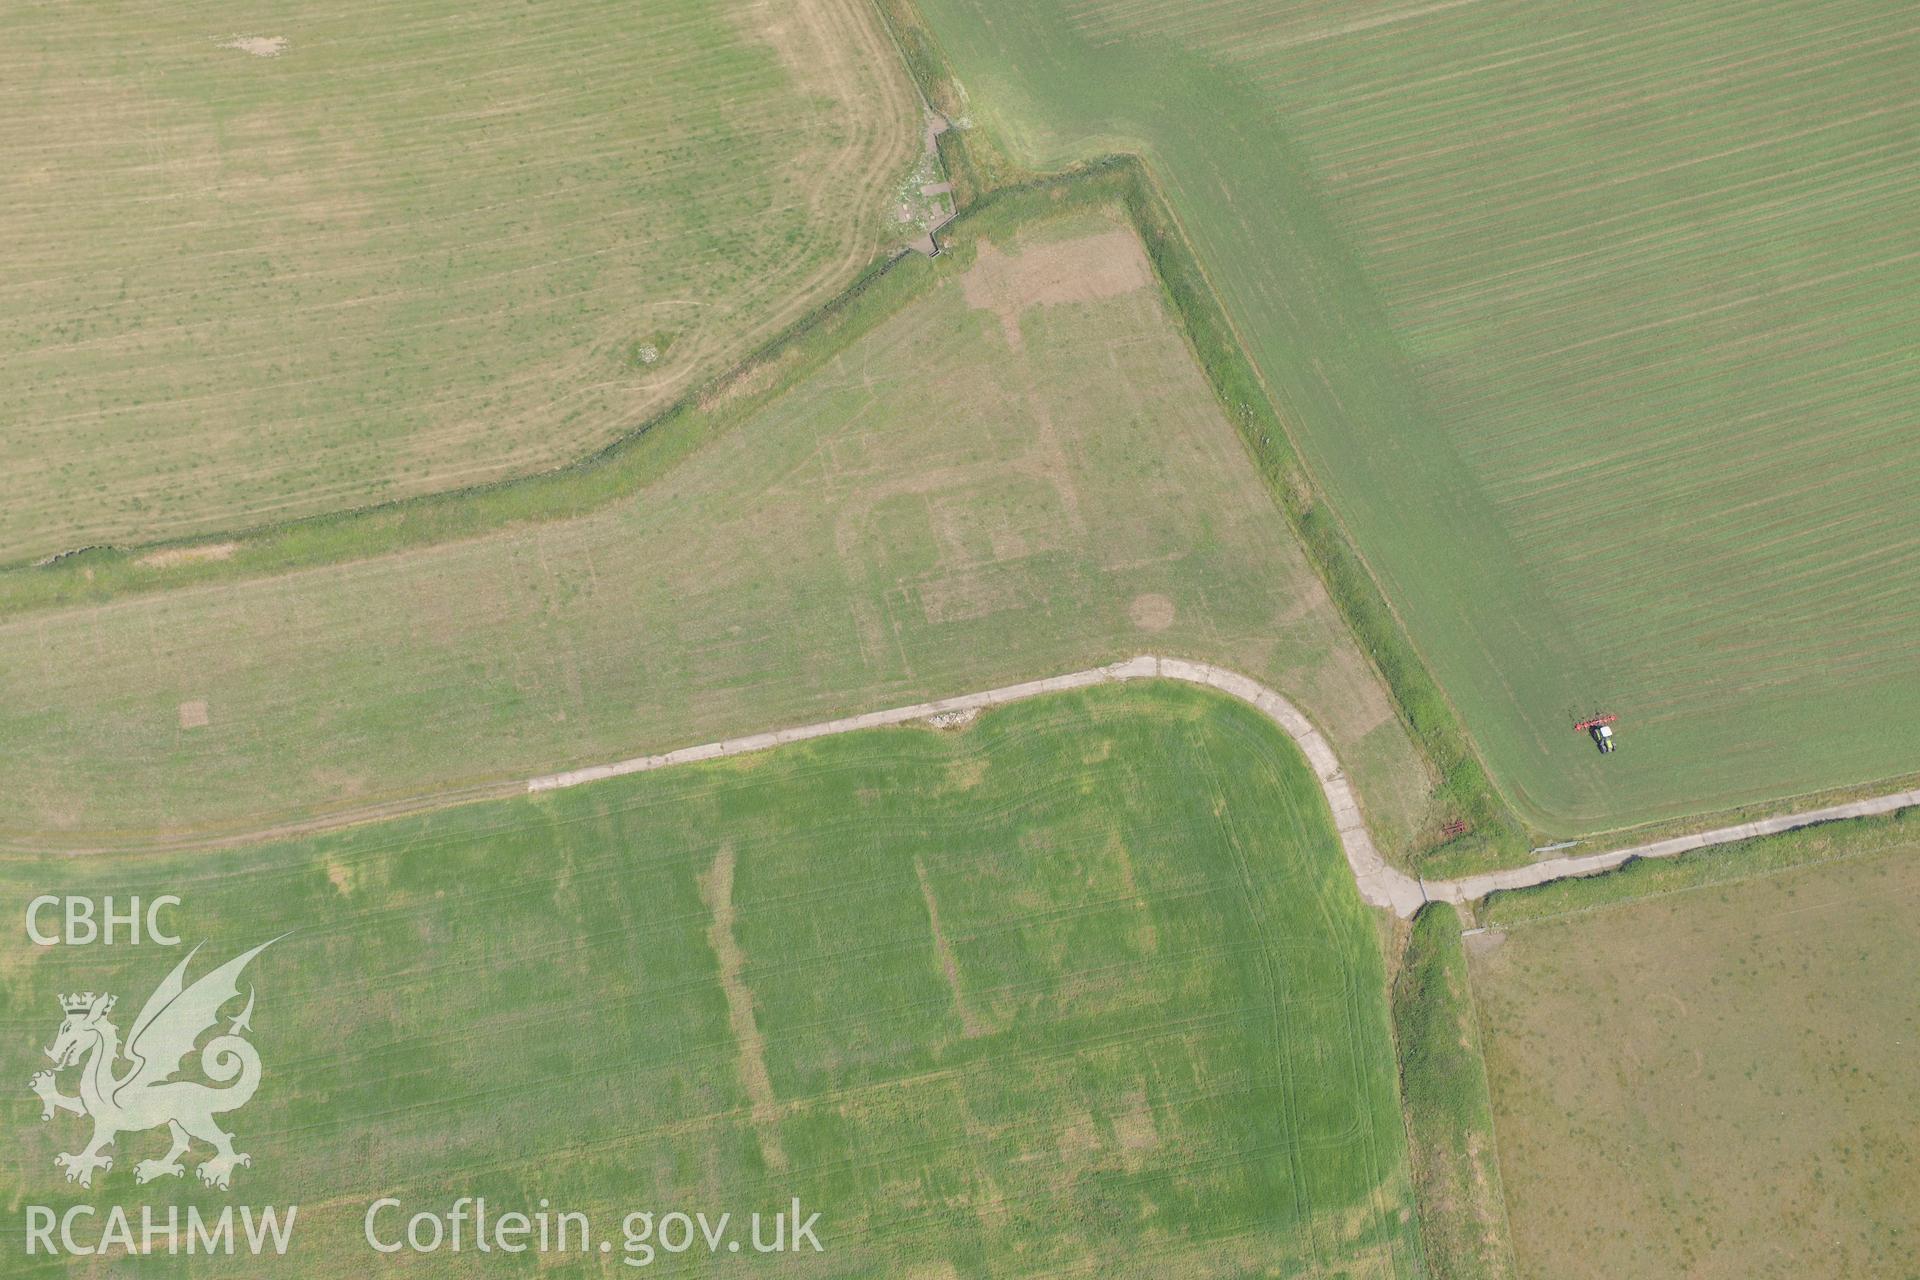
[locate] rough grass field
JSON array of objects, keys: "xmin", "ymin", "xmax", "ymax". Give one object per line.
[
  {"xmin": 2, "ymin": 683, "xmax": 1422, "ymax": 1276},
  {"xmin": 1469, "ymin": 837, "xmax": 1920, "ymax": 1278},
  {"xmin": 0, "ymin": 0, "xmax": 917, "ymax": 563},
  {"xmin": 905, "ymin": 0, "xmax": 1920, "ymax": 833},
  {"xmin": 0, "ymin": 208, "xmax": 1432, "ymax": 855}
]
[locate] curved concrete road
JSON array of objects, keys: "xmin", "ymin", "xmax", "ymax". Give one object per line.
[{"xmin": 527, "ymin": 655, "xmax": 1919, "ymax": 918}]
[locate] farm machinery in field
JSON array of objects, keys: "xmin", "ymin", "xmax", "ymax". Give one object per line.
[{"xmin": 1573, "ymin": 713, "xmax": 1618, "ymax": 754}]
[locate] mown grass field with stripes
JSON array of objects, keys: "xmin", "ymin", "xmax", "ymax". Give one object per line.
[
  {"xmin": 3, "ymin": 683, "xmax": 1421, "ymax": 1277},
  {"xmin": 0, "ymin": 208, "xmax": 1432, "ymax": 857},
  {"xmin": 0, "ymin": 0, "xmax": 917, "ymax": 563},
  {"xmin": 909, "ymin": 0, "xmax": 1920, "ymax": 833}
]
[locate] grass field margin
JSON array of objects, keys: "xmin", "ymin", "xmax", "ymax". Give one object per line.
[
  {"xmin": 1391, "ymin": 905, "xmax": 1517, "ymax": 1279},
  {"xmin": 1478, "ymin": 803, "xmax": 1920, "ymax": 929}
]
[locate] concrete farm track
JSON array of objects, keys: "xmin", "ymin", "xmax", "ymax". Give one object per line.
[{"xmin": 528, "ymin": 655, "xmax": 1920, "ymax": 918}]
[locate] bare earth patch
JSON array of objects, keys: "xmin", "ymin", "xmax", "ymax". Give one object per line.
[
  {"xmin": 1129, "ymin": 592, "xmax": 1176, "ymax": 631},
  {"xmin": 177, "ymin": 699, "xmax": 210, "ymax": 730},
  {"xmin": 1462, "ymin": 928, "xmax": 1506, "ymax": 956},
  {"xmin": 139, "ymin": 542, "xmax": 237, "ymax": 569},
  {"xmin": 220, "ymin": 36, "xmax": 288, "ymax": 57},
  {"xmin": 960, "ymin": 226, "xmax": 1152, "ymax": 352}
]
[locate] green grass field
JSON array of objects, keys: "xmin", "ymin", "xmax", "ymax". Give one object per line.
[
  {"xmin": 0, "ymin": 0, "xmax": 917, "ymax": 563},
  {"xmin": 1470, "ymin": 831, "xmax": 1920, "ymax": 1277},
  {"xmin": 2, "ymin": 682, "xmax": 1422, "ymax": 1276},
  {"xmin": 0, "ymin": 206, "xmax": 1432, "ymax": 856},
  {"xmin": 905, "ymin": 0, "xmax": 1920, "ymax": 833}
]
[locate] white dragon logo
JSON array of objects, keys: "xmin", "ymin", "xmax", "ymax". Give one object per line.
[{"xmin": 29, "ymin": 939, "xmax": 278, "ymax": 1190}]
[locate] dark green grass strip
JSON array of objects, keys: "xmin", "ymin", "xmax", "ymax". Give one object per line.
[
  {"xmin": 1393, "ymin": 904, "xmax": 1517, "ymax": 1279},
  {"xmin": 1115, "ymin": 162, "xmax": 1525, "ymax": 871}
]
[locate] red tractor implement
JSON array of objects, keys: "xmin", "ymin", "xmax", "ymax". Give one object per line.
[{"xmin": 1574, "ymin": 713, "xmax": 1617, "ymax": 754}]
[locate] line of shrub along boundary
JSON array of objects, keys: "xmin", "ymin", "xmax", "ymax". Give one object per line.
[
  {"xmin": 946, "ymin": 117, "xmax": 1920, "ymax": 878},
  {"xmin": 5, "ymin": 3, "xmax": 1525, "ymax": 873},
  {"xmin": 0, "ymin": 170, "xmax": 1165, "ymax": 603},
  {"xmin": 7, "ymin": 1, "xmax": 1522, "ymax": 870},
  {"xmin": 3, "ymin": 239, "xmax": 950, "ymax": 611},
  {"xmin": 871, "ymin": 0, "xmax": 1526, "ymax": 867},
  {"xmin": 0, "ymin": 167, "xmax": 1164, "ymax": 613},
  {"xmin": 1108, "ymin": 157, "xmax": 1528, "ymax": 868}
]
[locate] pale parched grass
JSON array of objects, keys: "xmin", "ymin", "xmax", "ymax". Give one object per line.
[
  {"xmin": 0, "ymin": 0, "xmax": 918, "ymax": 562},
  {"xmin": 0, "ymin": 212, "xmax": 1431, "ymax": 854}
]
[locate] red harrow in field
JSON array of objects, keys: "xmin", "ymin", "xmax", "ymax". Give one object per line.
[{"xmin": 1574, "ymin": 713, "xmax": 1618, "ymax": 754}]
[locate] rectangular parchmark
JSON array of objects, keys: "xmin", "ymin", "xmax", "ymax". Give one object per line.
[
  {"xmin": 699, "ymin": 843, "xmax": 788, "ymax": 1170},
  {"xmin": 916, "ymin": 857, "xmax": 984, "ymax": 1037}
]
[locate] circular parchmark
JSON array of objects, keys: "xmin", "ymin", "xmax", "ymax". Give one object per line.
[{"xmin": 1129, "ymin": 593, "xmax": 1175, "ymax": 632}]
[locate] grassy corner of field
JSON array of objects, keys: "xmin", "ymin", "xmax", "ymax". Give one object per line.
[{"xmin": 1392, "ymin": 904, "xmax": 1517, "ymax": 1280}]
